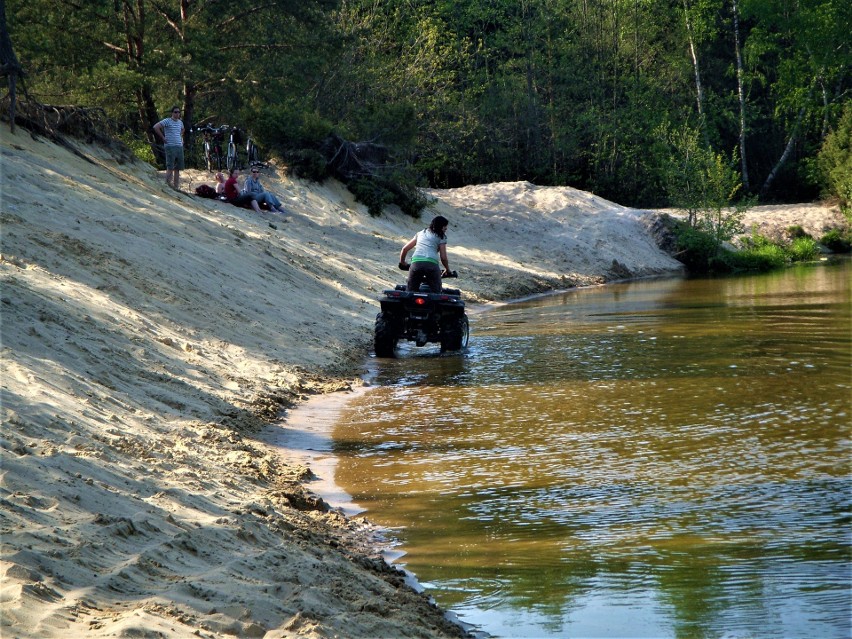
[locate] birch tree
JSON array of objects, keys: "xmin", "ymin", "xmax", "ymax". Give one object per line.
[{"xmin": 731, "ymin": 0, "xmax": 749, "ymax": 190}]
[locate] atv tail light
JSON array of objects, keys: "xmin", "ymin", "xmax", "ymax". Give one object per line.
[{"xmin": 414, "ymin": 297, "xmax": 427, "ymax": 305}]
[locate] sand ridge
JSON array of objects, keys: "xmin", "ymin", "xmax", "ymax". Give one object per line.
[{"xmin": 1, "ymin": 130, "xmax": 844, "ymax": 637}]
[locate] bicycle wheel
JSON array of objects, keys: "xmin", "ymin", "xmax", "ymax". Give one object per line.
[
  {"xmin": 204, "ymin": 142, "xmax": 212, "ymax": 172},
  {"xmin": 248, "ymin": 140, "xmax": 259, "ymax": 164},
  {"xmin": 226, "ymin": 143, "xmax": 237, "ymax": 171}
]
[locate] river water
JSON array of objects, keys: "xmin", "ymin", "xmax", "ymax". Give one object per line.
[{"xmin": 320, "ymin": 260, "xmax": 850, "ymax": 638}]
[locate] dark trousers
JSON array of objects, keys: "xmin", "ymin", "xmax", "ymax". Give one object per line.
[
  {"xmin": 407, "ymin": 262, "xmax": 442, "ymax": 293},
  {"xmin": 227, "ymin": 194, "xmax": 255, "ymax": 209}
]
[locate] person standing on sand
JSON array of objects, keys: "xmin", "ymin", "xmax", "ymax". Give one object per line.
[
  {"xmin": 399, "ymin": 215, "xmax": 452, "ymax": 293},
  {"xmin": 153, "ymin": 106, "xmax": 185, "ymax": 191}
]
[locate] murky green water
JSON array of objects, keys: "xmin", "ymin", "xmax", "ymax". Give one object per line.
[{"xmin": 332, "ymin": 260, "xmax": 851, "ymax": 638}]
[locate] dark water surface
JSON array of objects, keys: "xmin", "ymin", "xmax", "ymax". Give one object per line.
[{"xmin": 332, "ymin": 260, "xmax": 851, "ymax": 638}]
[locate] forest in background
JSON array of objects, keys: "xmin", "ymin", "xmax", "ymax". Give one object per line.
[{"xmin": 4, "ymin": 0, "xmax": 850, "ymax": 209}]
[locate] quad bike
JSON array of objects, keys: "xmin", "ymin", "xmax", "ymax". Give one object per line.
[{"xmin": 374, "ymin": 270, "xmax": 469, "ymax": 357}]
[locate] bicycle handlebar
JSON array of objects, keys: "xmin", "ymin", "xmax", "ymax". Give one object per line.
[{"xmin": 191, "ymin": 124, "xmax": 232, "ymax": 134}]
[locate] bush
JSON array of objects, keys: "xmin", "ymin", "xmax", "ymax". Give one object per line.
[
  {"xmin": 347, "ymin": 173, "xmax": 428, "ymax": 218},
  {"xmin": 788, "ymin": 236, "xmax": 820, "ymax": 262},
  {"xmin": 673, "ymin": 224, "xmax": 719, "ymax": 273},
  {"xmin": 819, "ymin": 229, "xmax": 852, "ymax": 253},
  {"xmin": 120, "ymin": 133, "xmax": 156, "ymax": 165},
  {"xmin": 785, "ymin": 225, "xmax": 810, "ymax": 239},
  {"xmin": 348, "ymin": 178, "xmax": 395, "ymax": 217},
  {"xmin": 391, "ymin": 179, "xmax": 430, "ymax": 218},
  {"xmin": 727, "ymin": 244, "xmax": 787, "ymax": 271},
  {"xmin": 725, "ymin": 231, "xmax": 788, "ymax": 271},
  {"xmin": 287, "ymin": 149, "xmax": 329, "ymax": 182},
  {"xmin": 814, "ymin": 102, "xmax": 852, "ymax": 209}
]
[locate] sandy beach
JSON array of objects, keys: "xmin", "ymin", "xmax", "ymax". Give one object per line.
[{"xmin": 1, "ymin": 129, "xmax": 847, "ymax": 638}]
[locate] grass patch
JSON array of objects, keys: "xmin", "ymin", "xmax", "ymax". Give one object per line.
[
  {"xmin": 675, "ymin": 225, "xmax": 837, "ymax": 275},
  {"xmin": 819, "ymin": 228, "xmax": 852, "ymax": 253}
]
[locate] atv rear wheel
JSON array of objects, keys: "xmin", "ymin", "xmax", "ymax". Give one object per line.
[
  {"xmin": 374, "ymin": 312, "xmax": 398, "ymax": 357},
  {"xmin": 440, "ymin": 315, "xmax": 469, "ymax": 352}
]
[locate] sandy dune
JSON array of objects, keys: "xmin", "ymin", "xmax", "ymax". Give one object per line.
[{"xmin": 1, "ymin": 129, "xmax": 846, "ymax": 638}]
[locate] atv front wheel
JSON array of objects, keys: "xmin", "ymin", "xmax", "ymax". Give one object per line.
[
  {"xmin": 440, "ymin": 315, "xmax": 469, "ymax": 352},
  {"xmin": 374, "ymin": 312, "xmax": 398, "ymax": 357}
]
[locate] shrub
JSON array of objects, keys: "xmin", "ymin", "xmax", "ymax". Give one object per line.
[
  {"xmin": 729, "ymin": 242, "xmax": 787, "ymax": 271},
  {"xmin": 673, "ymin": 224, "xmax": 719, "ymax": 272},
  {"xmin": 814, "ymin": 102, "xmax": 852, "ymax": 210},
  {"xmin": 788, "ymin": 236, "xmax": 820, "ymax": 262},
  {"xmin": 819, "ymin": 229, "xmax": 852, "ymax": 253},
  {"xmin": 727, "ymin": 231, "xmax": 787, "ymax": 271},
  {"xmin": 120, "ymin": 133, "xmax": 156, "ymax": 165},
  {"xmin": 346, "ymin": 173, "xmax": 429, "ymax": 218},
  {"xmin": 392, "ymin": 180, "xmax": 430, "ymax": 218},
  {"xmin": 660, "ymin": 123, "xmax": 751, "ymax": 273},
  {"xmin": 286, "ymin": 149, "xmax": 329, "ymax": 182},
  {"xmin": 785, "ymin": 225, "xmax": 810, "ymax": 239},
  {"xmin": 348, "ymin": 178, "xmax": 395, "ymax": 217}
]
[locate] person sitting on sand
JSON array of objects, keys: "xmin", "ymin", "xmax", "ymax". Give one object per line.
[
  {"xmin": 242, "ymin": 168, "xmax": 287, "ymax": 214},
  {"xmin": 223, "ymin": 168, "xmax": 262, "ymax": 213},
  {"xmin": 214, "ymin": 172, "xmax": 226, "ymax": 196},
  {"xmin": 399, "ymin": 215, "xmax": 452, "ymax": 293}
]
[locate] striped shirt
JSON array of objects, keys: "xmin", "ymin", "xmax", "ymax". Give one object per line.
[{"xmin": 157, "ymin": 117, "xmax": 184, "ymax": 146}]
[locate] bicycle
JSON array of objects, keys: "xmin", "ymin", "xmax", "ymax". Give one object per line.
[
  {"xmin": 245, "ymin": 133, "xmax": 260, "ymax": 166},
  {"xmin": 225, "ymin": 126, "xmax": 241, "ymax": 172},
  {"xmin": 192, "ymin": 124, "xmax": 227, "ymax": 171}
]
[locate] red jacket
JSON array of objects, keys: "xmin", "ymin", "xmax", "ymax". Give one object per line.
[{"xmin": 224, "ymin": 176, "xmax": 240, "ymax": 200}]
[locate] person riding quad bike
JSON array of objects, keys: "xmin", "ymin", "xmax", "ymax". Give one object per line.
[
  {"xmin": 399, "ymin": 215, "xmax": 452, "ymax": 292},
  {"xmin": 374, "ymin": 215, "xmax": 469, "ymax": 356}
]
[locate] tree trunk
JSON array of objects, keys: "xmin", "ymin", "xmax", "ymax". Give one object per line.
[
  {"xmin": 760, "ymin": 106, "xmax": 805, "ymax": 197},
  {"xmin": 732, "ymin": 0, "xmax": 749, "ymax": 191},
  {"xmin": 683, "ymin": 0, "xmax": 709, "ymax": 146},
  {"xmin": 0, "ymin": 0, "xmax": 24, "ymax": 133},
  {"xmin": 182, "ymin": 82, "xmax": 197, "ymax": 163}
]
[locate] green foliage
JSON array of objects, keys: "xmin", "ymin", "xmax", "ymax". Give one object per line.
[
  {"xmin": 676, "ymin": 219, "xmax": 825, "ymax": 273},
  {"xmin": 347, "ymin": 170, "xmax": 428, "ymax": 219},
  {"xmin": 814, "ymin": 102, "xmax": 852, "ymax": 209},
  {"xmin": 287, "ymin": 150, "xmax": 330, "ymax": 182},
  {"xmin": 388, "ymin": 172, "xmax": 430, "ymax": 218},
  {"xmin": 662, "ymin": 123, "xmax": 754, "ymax": 272},
  {"xmin": 819, "ymin": 229, "xmax": 852, "ymax": 253},
  {"xmin": 7, "ymin": 0, "xmax": 848, "ymax": 207},
  {"xmin": 118, "ymin": 133, "xmax": 156, "ymax": 165},
  {"xmin": 729, "ymin": 232, "xmax": 787, "ymax": 271},
  {"xmin": 732, "ymin": 229, "xmax": 821, "ymax": 271},
  {"xmin": 788, "ymin": 236, "xmax": 820, "ymax": 262},
  {"xmin": 253, "ymin": 107, "xmax": 336, "ymax": 157},
  {"xmin": 349, "ymin": 178, "xmax": 394, "ymax": 217},
  {"xmin": 727, "ymin": 242, "xmax": 787, "ymax": 271},
  {"xmin": 674, "ymin": 224, "xmax": 722, "ymax": 272},
  {"xmin": 785, "ymin": 225, "xmax": 809, "ymax": 239}
]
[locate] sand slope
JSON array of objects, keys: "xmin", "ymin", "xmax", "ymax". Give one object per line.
[{"xmin": 0, "ymin": 129, "xmax": 842, "ymax": 638}]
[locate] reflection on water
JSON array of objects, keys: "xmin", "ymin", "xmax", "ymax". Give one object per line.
[{"xmin": 333, "ymin": 261, "xmax": 851, "ymax": 638}]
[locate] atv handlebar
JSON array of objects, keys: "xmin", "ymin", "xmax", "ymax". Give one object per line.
[{"xmin": 398, "ymin": 262, "xmax": 457, "ymax": 278}]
